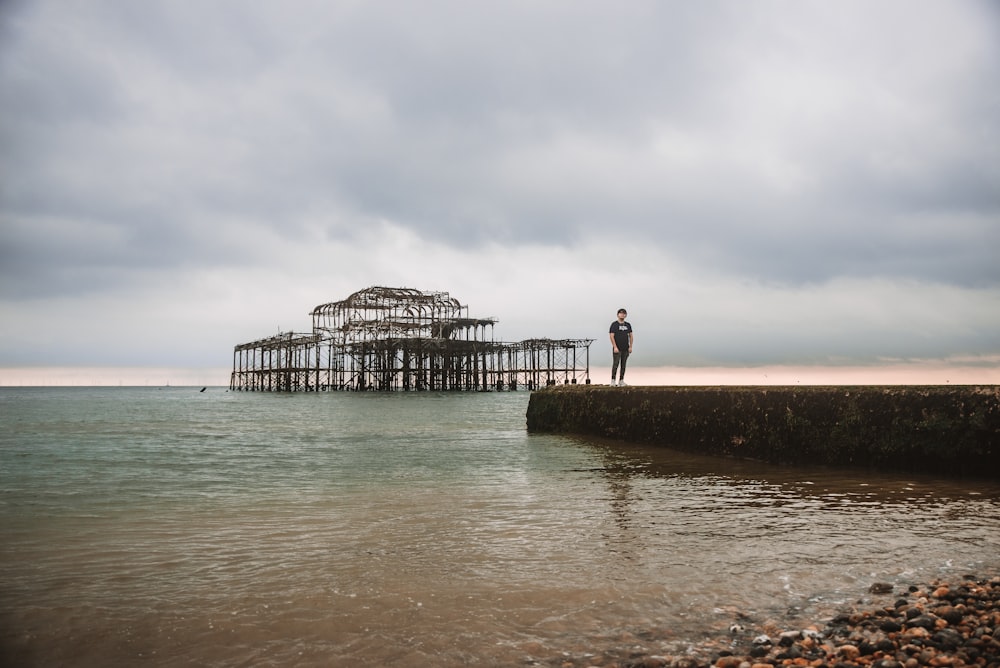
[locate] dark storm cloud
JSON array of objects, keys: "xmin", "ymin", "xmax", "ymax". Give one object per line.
[
  {"xmin": 0, "ymin": 1, "xmax": 998, "ymax": 369},
  {"xmin": 3, "ymin": 1, "xmax": 997, "ymax": 292}
]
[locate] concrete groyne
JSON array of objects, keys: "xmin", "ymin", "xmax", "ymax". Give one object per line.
[{"xmin": 526, "ymin": 385, "xmax": 1000, "ymax": 478}]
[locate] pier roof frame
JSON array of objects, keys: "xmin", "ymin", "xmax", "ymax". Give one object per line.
[
  {"xmin": 234, "ymin": 331, "xmax": 319, "ymax": 352},
  {"xmin": 310, "ymin": 285, "xmax": 497, "ymax": 343},
  {"xmin": 310, "ymin": 286, "xmax": 462, "ymax": 318}
]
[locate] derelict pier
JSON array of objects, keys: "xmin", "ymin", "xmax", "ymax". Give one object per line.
[{"xmin": 230, "ymin": 286, "xmax": 593, "ymax": 391}]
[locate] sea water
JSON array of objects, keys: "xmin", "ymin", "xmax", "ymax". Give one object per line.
[{"xmin": 1, "ymin": 387, "xmax": 999, "ymax": 667}]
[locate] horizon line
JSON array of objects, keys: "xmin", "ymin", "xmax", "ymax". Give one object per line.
[{"xmin": 1, "ymin": 362, "xmax": 997, "ymax": 387}]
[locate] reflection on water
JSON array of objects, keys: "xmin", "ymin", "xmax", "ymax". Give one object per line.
[
  {"xmin": 571, "ymin": 435, "xmax": 1000, "ymax": 634},
  {"xmin": 0, "ymin": 388, "xmax": 998, "ymax": 667}
]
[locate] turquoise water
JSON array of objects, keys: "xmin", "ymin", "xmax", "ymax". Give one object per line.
[{"xmin": 2, "ymin": 387, "xmax": 999, "ymax": 666}]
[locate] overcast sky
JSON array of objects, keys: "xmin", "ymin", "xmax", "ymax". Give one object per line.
[{"xmin": 1, "ymin": 0, "xmax": 998, "ymax": 378}]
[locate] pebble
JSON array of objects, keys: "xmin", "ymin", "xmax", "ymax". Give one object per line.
[{"xmin": 548, "ymin": 575, "xmax": 1000, "ymax": 668}]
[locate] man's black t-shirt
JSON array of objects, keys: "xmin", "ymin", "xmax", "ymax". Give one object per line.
[{"xmin": 609, "ymin": 320, "xmax": 632, "ymax": 351}]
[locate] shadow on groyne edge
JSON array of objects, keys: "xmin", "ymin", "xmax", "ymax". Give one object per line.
[{"xmin": 525, "ymin": 385, "xmax": 1000, "ymax": 479}]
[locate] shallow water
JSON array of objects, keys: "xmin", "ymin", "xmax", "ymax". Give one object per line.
[{"xmin": 1, "ymin": 387, "xmax": 998, "ymax": 666}]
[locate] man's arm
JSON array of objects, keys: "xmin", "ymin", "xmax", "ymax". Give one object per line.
[
  {"xmin": 628, "ymin": 331, "xmax": 634, "ymax": 352},
  {"xmin": 609, "ymin": 332, "xmax": 618, "ymax": 351}
]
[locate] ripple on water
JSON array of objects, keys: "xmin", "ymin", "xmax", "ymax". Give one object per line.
[{"xmin": 1, "ymin": 388, "xmax": 998, "ymax": 666}]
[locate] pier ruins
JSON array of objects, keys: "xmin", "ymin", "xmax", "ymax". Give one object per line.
[{"xmin": 230, "ymin": 286, "xmax": 593, "ymax": 392}]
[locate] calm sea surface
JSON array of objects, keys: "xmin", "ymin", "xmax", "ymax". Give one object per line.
[{"xmin": 2, "ymin": 387, "xmax": 999, "ymax": 666}]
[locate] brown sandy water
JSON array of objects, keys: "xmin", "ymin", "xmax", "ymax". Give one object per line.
[{"xmin": 1, "ymin": 387, "xmax": 998, "ymax": 666}]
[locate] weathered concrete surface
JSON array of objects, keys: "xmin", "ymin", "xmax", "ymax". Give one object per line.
[{"xmin": 526, "ymin": 385, "xmax": 1000, "ymax": 478}]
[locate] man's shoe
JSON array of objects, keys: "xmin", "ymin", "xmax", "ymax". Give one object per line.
[
  {"xmin": 618, "ymin": 380, "xmax": 628, "ymax": 386},
  {"xmin": 610, "ymin": 380, "xmax": 618, "ymax": 386}
]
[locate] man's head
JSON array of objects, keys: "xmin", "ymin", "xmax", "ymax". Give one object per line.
[{"xmin": 617, "ymin": 309, "xmax": 627, "ymax": 319}]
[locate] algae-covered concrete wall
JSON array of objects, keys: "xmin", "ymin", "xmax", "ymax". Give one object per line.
[{"xmin": 526, "ymin": 385, "xmax": 1000, "ymax": 478}]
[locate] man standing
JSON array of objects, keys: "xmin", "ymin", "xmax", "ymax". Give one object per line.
[{"xmin": 609, "ymin": 308, "xmax": 633, "ymax": 386}]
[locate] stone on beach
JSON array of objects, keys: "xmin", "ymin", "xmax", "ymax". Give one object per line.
[{"xmin": 552, "ymin": 575, "xmax": 1000, "ymax": 668}]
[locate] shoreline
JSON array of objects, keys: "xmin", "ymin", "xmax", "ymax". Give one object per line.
[{"xmin": 536, "ymin": 575, "xmax": 1000, "ymax": 668}]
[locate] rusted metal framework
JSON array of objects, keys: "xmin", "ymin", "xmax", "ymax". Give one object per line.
[{"xmin": 231, "ymin": 286, "xmax": 593, "ymax": 391}]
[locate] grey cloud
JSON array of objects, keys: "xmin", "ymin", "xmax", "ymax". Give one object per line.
[{"xmin": 1, "ymin": 0, "xmax": 998, "ymax": 302}]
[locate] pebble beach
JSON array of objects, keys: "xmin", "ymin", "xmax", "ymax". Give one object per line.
[{"xmin": 545, "ymin": 576, "xmax": 1000, "ymax": 668}]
